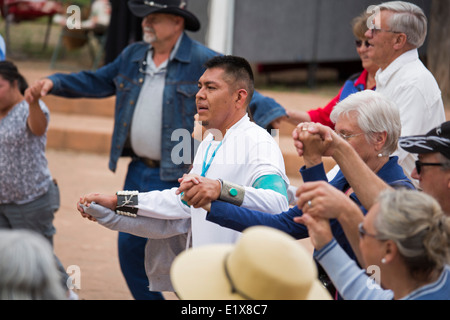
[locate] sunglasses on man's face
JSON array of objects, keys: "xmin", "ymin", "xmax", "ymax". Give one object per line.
[
  {"xmin": 415, "ymin": 160, "xmax": 444, "ymax": 175},
  {"xmin": 355, "ymin": 40, "xmax": 370, "ymax": 48}
]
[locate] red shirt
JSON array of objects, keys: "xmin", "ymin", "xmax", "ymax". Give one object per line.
[{"xmin": 307, "ymin": 69, "xmax": 372, "ymax": 129}]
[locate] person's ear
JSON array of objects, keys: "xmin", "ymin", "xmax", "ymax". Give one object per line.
[
  {"xmin": 235, "ymin": 89, "xmax": 248, "ymax": 107},
  {"xmin": 393, "ymin": 33, "xmax": 408, "ymax": 50},
  {"xmin": 381, "ymin": 239, "xmax": 398, "ymax": 264},
  {"xmin": 374, "ymin": 131, "xmax": 387, "ymax": 153}
]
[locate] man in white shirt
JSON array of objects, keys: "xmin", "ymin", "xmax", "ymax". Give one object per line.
[
  {"xmin": 77, "ymin": 55, "xmax": 289, "ymax": 291},
  {"xmin": 365, "ymin": 1, "xmax": 445, "ymax": 185}
]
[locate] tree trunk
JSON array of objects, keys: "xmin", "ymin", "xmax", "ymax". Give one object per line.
[{"xmin": 428, "ymin": 0, "xmax": 450, "ymax": 107}]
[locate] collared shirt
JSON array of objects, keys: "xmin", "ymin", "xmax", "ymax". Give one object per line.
[
  {"xmin": 136, "ymin": 114, "xmax": 289, "ymax": 247},
  {"xmin": 375, "ymin": 49, "xmax": 446, "ymax": 184},
  {"xmin": 49, "ymin": 33, "xmax": 286, "ymax": 180},
  {"xmin": 308, "ymin": 69, "xmax": 374, "ymax": 129},
  {"xmin": 130, "ymin": 34, "xmax": 183, "ymax": 160}
]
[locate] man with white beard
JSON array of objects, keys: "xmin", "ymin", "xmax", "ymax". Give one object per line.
[{"xmin": 29, "ymin": 0, "xmax": 287, "ymax": 300}]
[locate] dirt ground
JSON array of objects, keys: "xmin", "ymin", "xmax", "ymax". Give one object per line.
[{"xmin": 48, "ymin": 150, "xmax": 132, "ymax": 300}]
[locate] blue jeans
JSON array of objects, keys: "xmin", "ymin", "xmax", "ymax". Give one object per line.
[{"xmin": 119, "ymin": 159, "xmax": 179, "ymax": 300}]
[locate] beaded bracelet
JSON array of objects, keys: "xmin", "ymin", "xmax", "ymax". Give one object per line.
[{"xmin": 115, "ymin": 190, "xmax": 139, "ymax": 217}]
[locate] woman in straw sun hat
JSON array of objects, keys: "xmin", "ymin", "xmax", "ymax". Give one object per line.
[{"xmin": 170, "ymin": 226, "xmax": 331, "ymax": 300}]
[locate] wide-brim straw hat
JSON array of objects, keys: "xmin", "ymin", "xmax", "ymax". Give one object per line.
[
  {"xmin": 171, "ymin": 226, "xmax": 332, "ymax": 300},
  {"xmin": 128, "ymin": 0, "xmax": 200, "ymax": 32}
]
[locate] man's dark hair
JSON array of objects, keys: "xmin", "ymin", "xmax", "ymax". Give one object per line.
[
  {"xmin": 204, "ymin": 55, "xmax": 255, "ymax": 104},
  {"xmin": 0, "ymin": 60, "xmax": 28, "ymax": 95}
]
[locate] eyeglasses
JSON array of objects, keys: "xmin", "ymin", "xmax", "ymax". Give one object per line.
[
  {"xmin": 358, "ymin": 222, "xmax": 379, "ymax": 239},
  {"xmin": 355, "ymin": 40, "xmax": 370, "ymax": 48},
  {"xmin": 369, "ymin": 27, "xmax": 402, "ymax": 37},
  {"xmin": 335, "ymin": 131, "xmax": 365, "ymax": 140},
  {"xmin": 415, "ymin": 160, "xmax": 444, "ymax": 175}
]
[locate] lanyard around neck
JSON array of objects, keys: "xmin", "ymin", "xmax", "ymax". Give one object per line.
[{"xmin": 201, "ymin": 140, "xmax": 223, "ymax": 177}]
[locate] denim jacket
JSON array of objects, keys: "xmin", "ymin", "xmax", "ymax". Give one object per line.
[{"xmin": 49, "ymin": 33, "xmax": 286, "ymax": 181}]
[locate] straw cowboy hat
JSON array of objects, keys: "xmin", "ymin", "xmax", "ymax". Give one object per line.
[
  {"xmin": 128, "ymin": 0, "xmax": 200, "ymax": 31},
  {"xmin": 170, "ymin": 226, "xmax": 332, "ymax": 300}
]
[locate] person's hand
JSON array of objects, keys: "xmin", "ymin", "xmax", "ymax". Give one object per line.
[
  {"xmin": 269, "ymin": 115, "xmax": 288, "ymax": 129},
  {"xmin": 77, "ymin": 200, "xmax": 97, "ymax": 222},
  {"xmin": 296, "ymin": 181, "xmax": 357, "ymax": 220},
  {"xmin": 294, "ymin": 214, "xmax": 333, "ymax": 250},
  {"xmin": 177, "ymin": 173, "xmax": 202, "ymax": 190},
  {"xmin": 79, "ymin": 193, "xmax": 117, "ymax": 211},
  {"xmin": 286, "ymin": 110, "xmax": 311, "ymax": 126},
  {"xmin": 192, "ymin": 113, "xmax": 206, "ymax": 141},
  {"xmin": 176, "ymin": 174, "xmax": 220, "ymax": 209},
  {"xmin": 292, "ymin": 122, "xmax": 335, "ymax": 158},
  {"xmin": 296, "ymin": 122, "xmax": 329, "ymax": 167},
  {"xmin": 35, "ymin": 78, "xmax": 54, "ymax": 97},
  {"xmin": 24, "ymin": 81, "xmax": 43, "ymax": 105}
]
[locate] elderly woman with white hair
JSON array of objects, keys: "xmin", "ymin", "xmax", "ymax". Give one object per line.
[
  {"xmin": 299, "ymin": 189, "xmax": 450, "ymax": 300},
  {"xmin": 0, "ymin": 229, "xmax": 67, "ymax": 300},
  {"xmin": 192, "ymin": 90, "xmax": 415, "ymax": 298}
]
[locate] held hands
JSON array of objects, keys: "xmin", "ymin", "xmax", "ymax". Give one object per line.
[
  {"xmin": 296, "ymin": 181, "xmax": 354, "ymax": 220},
  {"xmin": 24, "ymin": 81, "xmax": 43, "ymax": 105},
  {"xmin": 269, "ymin": 115, "xmax": 288, "ymax": 129},
  {"xmin": 176, "ymin": 173, "xmax": 221, "ymax": 210},
  {"xmin": 294, "ymin": 214, "xmax": 333, "ymax": 250},
  {"xmin": 76, "ymin": 193, "xmax": 118, "ymax": 221},
  {"xmin": 292, "ymin": 122, "xmax": 336, "ymax": 159},
  {"xmin": 293, "ymin": 181, "xmax": 361, "ymax": 250},
  {"xmin": 27, "ymin": 78, "xmax": 54, "ymax": 99}
]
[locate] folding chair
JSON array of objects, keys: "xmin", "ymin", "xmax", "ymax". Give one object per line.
[
  {"xmin": 0, "ymin": 0, "xmax": 62, "ymax": 53},
  {"xmin": 50, "ymin": 0, "xmax": 110, "ymax": 70},
  {"xmin": 50, "ymin": 25, "xmax": 107, "ymax": 70}
]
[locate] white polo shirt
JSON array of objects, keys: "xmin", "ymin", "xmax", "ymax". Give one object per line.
[
  {"xmin": 375, "ymin": 49, "xmax": 446, "ymax": 184},
  {"xmin": 136, "ymin": 114, "xmax": 289, "ymax": 247}
]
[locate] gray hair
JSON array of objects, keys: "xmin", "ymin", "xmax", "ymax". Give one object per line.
[
  {"xmin": 330, "ymin": 90, "xmax": 401, "ymax": 156},
  {"xmin": 375, "ymin": 189, "xmax": 450, "ymax": 276},
  {"xmin": 0, "ymin": 229, "xmax": 67, "ymax": 300},
  {"xmin": 437, "ymin": 153, "xmax": 450, "ymax": 171},
  {"xmin": 378, "ymin": 1, "xmax": 427, "ymax": 48}
]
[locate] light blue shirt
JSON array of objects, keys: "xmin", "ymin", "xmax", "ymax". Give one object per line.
[
  {"xmin": 0, "ymin": 34, "xmax": 6, "ymax": 60},
  {"xmin": 315, "ymin": 239, "xmax": 450, "ymax": 300}
]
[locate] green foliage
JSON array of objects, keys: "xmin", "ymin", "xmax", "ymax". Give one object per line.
[{"xmin": 62, "ymin": 0, "xmax": 92, "ymax": 7}]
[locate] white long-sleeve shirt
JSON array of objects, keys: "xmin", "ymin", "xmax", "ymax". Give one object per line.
[{"xmin": 136, "ymin": 114, "xmax": 289, "ymax": 247}]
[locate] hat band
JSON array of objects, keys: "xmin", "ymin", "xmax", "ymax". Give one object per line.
[
  {"xmin": 223, "ymin": 253, "xmax": 254, "ymax": 300},
  {"xmin": 143, "ymin": 1, "xmax": 187, "ymax": 9}
]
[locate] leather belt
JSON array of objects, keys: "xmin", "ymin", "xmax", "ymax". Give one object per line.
[{"xmin": 138, "ymin": 157, "xmax": 160, "ymax": 168}]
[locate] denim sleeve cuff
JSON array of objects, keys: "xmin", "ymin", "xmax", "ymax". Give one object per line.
[{"xmin": 47, "ymin": 75, "xmax": 60, "ymax": 92}]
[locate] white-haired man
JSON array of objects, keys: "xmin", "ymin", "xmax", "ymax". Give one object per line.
[{"xmin": 365, "ymin": 1, "xmax": 445, "ymax": 184}]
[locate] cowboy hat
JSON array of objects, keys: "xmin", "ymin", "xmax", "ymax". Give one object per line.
[
  {"xmin": 128, "ymin": 0, "xmax": 200, "ymax": 32},
  {"xmin": 170, "ymin": 226, "xmax": 332, "ymax": 300}
]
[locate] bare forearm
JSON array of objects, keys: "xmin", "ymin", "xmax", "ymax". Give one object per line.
[
  {"xmin": 27, "ymin": 101, "xmax": 48, "ymax": 136},
  {"xmin": 336, "ymin": 202, "xmax": 365, "ymax": 266}
]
